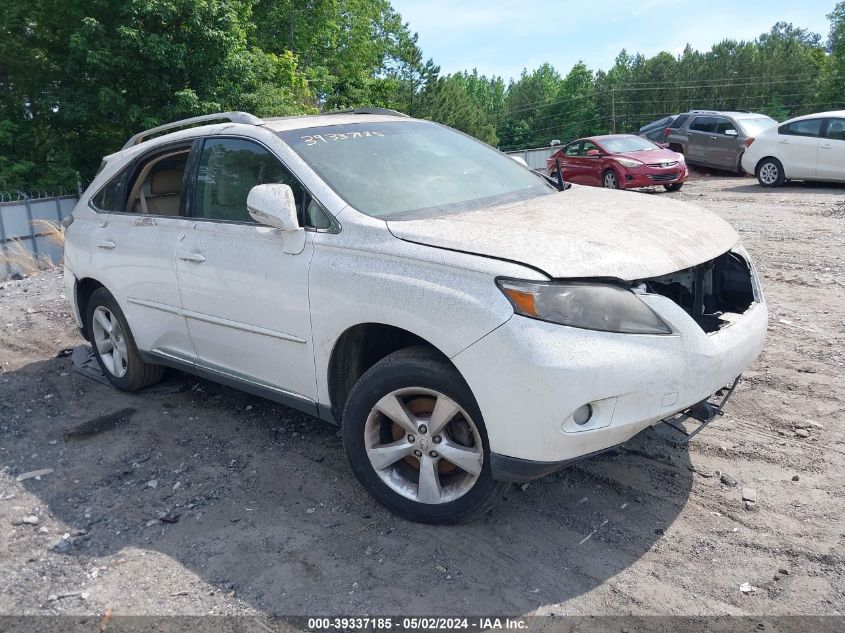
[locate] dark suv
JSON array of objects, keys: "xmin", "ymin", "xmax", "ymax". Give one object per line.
[{"xmin": 664, "ymin": 110, "xmax": 777, "ymax": 173}]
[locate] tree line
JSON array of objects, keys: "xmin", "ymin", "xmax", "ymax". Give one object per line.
[{"xmin": 1, "ymin": 0, "xmax": 844, "ymax": 191}]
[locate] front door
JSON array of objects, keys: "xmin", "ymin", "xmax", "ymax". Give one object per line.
[
  {"xmin": 175, "ymin": 137, "xmax": 318, "ymax": 406},
  {"xmin": 708, "ymin": 118, "xmax": 741, "ymax": 170}
]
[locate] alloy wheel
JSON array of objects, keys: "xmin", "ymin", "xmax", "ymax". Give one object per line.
[
  {"xmin": 759, "ymin": 162, "xmax": 779, "ymax": 185},
  {"xmin": 604, "ymin": 171, "xmax": 618, "ymax": 189},
  {"xmin": 364, "ymin": 387, "xmax": 483, "ymax": 505},
  {"xmin": 91, "ymin": 306, "xmax": 129, "ymax": 378}
]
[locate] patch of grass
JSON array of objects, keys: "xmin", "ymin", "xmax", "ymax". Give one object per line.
[{"xmin": 0, "ymin": 220, "xmax": 65, "ymax": 278}]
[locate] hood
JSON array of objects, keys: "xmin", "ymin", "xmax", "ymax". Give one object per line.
[
  {"xmin": 386, "ymin": 186, "xmax": 740, "ymax": 281},
  {"xmin": 619, "ymin": 148, "xmax": 680, "ymax": 163}
]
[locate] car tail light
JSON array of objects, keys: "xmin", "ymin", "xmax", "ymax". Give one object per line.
[{"xmin": 745, "ymin": 137, "xmax": 755, "ymax": 148}]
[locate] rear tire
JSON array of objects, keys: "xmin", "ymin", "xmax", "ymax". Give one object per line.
[
  {"xmin": 85, "ymin": 288, "xmax": 164, "ymax": 392},
  {"xmin": 756, "ymin": 158, "xmax": 785, "ymax": 187},
  {"xmin": 342, "ymin": 347, "xmax": 509, "ymax": 524},
  {"xmin": 663, "ymin": 183, "xmax": 684, "ymax": 192}
]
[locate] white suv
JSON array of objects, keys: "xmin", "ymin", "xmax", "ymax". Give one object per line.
[{"xmin": 63, "ymin": 110, "xmax": 768, "ymax": 523}]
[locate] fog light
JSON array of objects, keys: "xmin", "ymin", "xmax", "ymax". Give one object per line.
[{"xmin": 573, "ymin": 404, "xmax": 593, "ymax": 425}]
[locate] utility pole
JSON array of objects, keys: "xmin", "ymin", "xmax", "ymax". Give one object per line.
[{"xmin": 611, "ymin": 87, "xmax": 617, "ymax": 134}]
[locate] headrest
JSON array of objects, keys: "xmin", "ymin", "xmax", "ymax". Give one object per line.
[{"xmin": 150, "ymin": 169, "xmax": 183, "ymax": 195}]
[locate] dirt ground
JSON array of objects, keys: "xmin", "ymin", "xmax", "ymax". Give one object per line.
[{"xmin": 0, "ymin": 173, "xmax": 843, "ymax": 619}]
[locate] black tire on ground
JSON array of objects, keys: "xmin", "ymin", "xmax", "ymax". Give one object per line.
[
  {"xmin": 341, "ymin": 346, "xmax": 510, "ymax": 524},
  {"xmin": 756, "ymin": 157, "xmax": 785, "ymax": 188},
  {"xmin": 602, "ymin": 169, "xmax": 619, "ymax": 189},
  {"xmin": 663, "ymin": 183, "xmax": 684, "ymax": 192},
  {"xmin": 85, "ymin": 287, "xmax": 164, "ymax": 391}
]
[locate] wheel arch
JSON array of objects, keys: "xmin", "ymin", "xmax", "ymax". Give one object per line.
[
  {"xmin": 75, "ymin": 277, "xmax": 106, "ymax": 340},
  {"xmin": 327, "ymin": 322, "xmax": 458, "ymax": 422}
]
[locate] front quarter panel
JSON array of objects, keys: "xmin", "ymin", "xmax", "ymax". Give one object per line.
[{"xmin": 309, "ymin": 214, "xmax": 544, "ymax": 409}]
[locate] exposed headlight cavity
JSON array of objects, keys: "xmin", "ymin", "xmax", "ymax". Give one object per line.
[{"xmin": 497, "ymin": 279, "xmax": 673, "ymax": 335}]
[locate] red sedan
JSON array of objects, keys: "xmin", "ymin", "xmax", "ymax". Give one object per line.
[{"xmin": 547, "ymin": 134, "xmax": 688, "ymax": 191}]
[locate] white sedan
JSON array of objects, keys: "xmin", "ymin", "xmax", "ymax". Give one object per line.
[
  {"xmin": 742, "ymin": 110, "xmax": 845, "ymax": 187},
  {"xmin": 64, "ymin": 110, "xmax": 767, "ymax": 523}
]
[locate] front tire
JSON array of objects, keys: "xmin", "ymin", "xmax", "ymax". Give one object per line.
[
  {"xmin": 663, "ymin": 183, "xmax": 684, "ymax": 192},
  {"xmin": 342, "ymin": 347, "xmax": 509, "ymax": 524},
  {"xmin": 603, "ymin": 169, "xmax": 620, "ymax": 189},
  {"xmin": 85, "ymin": 287, "xmax": 164, "ymax": 391},
  {"xmin": 756, "ymin": 158, "xmax": 785, "ymax": 187}
]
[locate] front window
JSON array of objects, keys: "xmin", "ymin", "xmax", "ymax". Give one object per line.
[
  {"xmin": 278, "ymin": 121, "xmax": 555, "ymax": 219},
  {"xmin": 738, "ymin": 116, "xmax": 777, "ymax": 136},
  {"xmin": 599, "ymin": 136, "xmax": 660, "ymax": 154}
]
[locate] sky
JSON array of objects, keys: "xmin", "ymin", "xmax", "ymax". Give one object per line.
[{"xmin": 390, "ymin": 0, "xmax": 836, "ymax": 82}]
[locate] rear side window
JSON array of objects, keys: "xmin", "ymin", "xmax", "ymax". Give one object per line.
[
  {"xmin": 690, "ymin": 117, "xmax": 716, "ymax": 133},
  {"xmin": 670, "ymin": 114, "xmax": 689, "ymax": 129},
  {"xmin": 194, "ymin": 138, "xmax": 302, "ymax": 223},
  {"xmin": 91, "ymin": 168, "xmax": 129, "ymax": 213},
  {"xmin": 825, "ymin": 118, "xmax": 845, "ymax": 141},
  {"xmin": 780, "ymin": 119, "xmax": 822, "ymax": 138}
]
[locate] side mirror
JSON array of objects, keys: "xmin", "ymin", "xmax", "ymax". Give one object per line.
[
  {"xmin": 725, "ymin": 129, "xmax": 738, "ymax": 137},
  {"xmin": 659, "ymin": 142, "xmax": 670, "ymax": 148},
  {"xmin": 585, "ymin": 149, "xmax": 601, "ymax": 157},
  {"xmin": 247, "ymin": 184, "xmax": 305, "ymax": 254}
]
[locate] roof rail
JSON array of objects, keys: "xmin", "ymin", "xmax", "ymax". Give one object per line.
[
  {"xmin": 324, "ymin": 108, "xmax": 409, "ymax": 118},
  {"xmin": 121, "ymin": 112, "xmax": 264, "ymax": 150}
]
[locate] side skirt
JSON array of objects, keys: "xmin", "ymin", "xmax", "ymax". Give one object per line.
[{"xmin": 140, "ymin": 349, "xmax": 325, "ymax": 421}]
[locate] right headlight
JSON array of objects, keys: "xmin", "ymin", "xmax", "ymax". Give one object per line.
[{"xmin": 496, "ymin": 279, "xmax": 672, "ymax": 335}]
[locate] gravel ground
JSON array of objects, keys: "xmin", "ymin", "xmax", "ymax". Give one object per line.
[{"xmin": 0, "ymin": 173, "xmax": 843, "ymax": 618}]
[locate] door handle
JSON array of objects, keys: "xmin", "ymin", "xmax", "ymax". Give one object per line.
[
  {"xmin": 779, "ymin": 139, "xmax": 789, "ymax": 144},
  {"xmin": 177, "ymin": 251, "xmax": 206, "ymax": 263},
  {"xmin": 97, "ymin": 240, "xmax": 116, "ymax": 250},
  {"xmin": 820, "ymin": 143, "xmax": 832, "ymax": 149},
  {"xmin": 710, "ymin": 136, "xmax": 717, "ymax": 140}
]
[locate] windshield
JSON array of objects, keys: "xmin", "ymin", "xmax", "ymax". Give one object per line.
[
  {"xmin": 278, "ymin": 121, "xmax": 555, "ymax": 219},
  {"xmin": 600, "ymin": 136, "xmax": 661, "ymax": 154},
  {"xmin": 738, "ymin": 116, "xmax": 777, "ymax": 136}
]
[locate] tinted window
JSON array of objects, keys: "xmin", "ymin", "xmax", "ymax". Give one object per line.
[
  {"xmin": 194, "ymin": 138, "xmax": 302, "ymax": 223},
  {"xmin": 279, "ymin": 121, "xmax": 554, "ymax": 219},
  {"xmin": 783, "ymin": 119, "xmax": 822, "ymax": 138},
  {"xmin": 714, "ymin": 118, "xmax": 737, "ymax": 135},
  {"xmin": 564, "ymin": 142, "xmax": 582, "ymax": 156},
  {"xmin": 126, "ymin": 149, "xmax": 190, "ymax": 215},
  {"xmin": 690, "ymin": 117, "xmax": 716, "ymax": 133},
  {"xmin": 825, "ymin": 118, "xmax": 845, "ymax": 141},
  {"xmin": 670, "ymin": 114, "xmax": 689, "ymax": 129},
  {"xmin": 91, "ymin": 169, "xmax": 129, "ymax": 213}
]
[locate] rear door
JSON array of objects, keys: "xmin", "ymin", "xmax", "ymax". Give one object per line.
[
  {"xmin": 778, "ymin": 118, "xmax": 823, "ymax": 179},
  {"xmin": 175, "ymin": 136, "xmax": 319, "ymax": 407},
  {"xmin": 86, "ymin": 142, "xmax": 197, "ymax": 359},
  {"xmin": 685, "ymin": 116, "xmax": 715, "ymax": 164},
  {"xmin": 817, "ymin": 118, "xmax": 845, "ymax": 182}
]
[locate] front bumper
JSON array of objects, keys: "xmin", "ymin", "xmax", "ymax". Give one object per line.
[
  {"xmin": 620, "ymin": 164, "xmax": 688, "ymax": 189},
  {"xmin": 452, "ymin": 295, "xmax": 767, "ymax": 472}
]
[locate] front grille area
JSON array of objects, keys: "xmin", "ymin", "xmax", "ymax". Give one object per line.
[
  {"xmin": 646, "ymin": 161, "xmax": 679, "ymax": 168},
  {"xmin": 640, "ymin": 252, "xmax": 755, "ymax": 333},
  {"xmin": 648, "ymin": 172, "xmax": 681, "ymax": 181}
]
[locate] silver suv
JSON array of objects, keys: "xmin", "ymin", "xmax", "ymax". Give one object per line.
[{"xmin": 665, "ymin": 110, "xmax": 777, "ymax": 173}]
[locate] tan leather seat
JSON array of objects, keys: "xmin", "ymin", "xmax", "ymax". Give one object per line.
[{"xmin": 132, "ymin": 168, "xmax": 183, "ymax": 215}]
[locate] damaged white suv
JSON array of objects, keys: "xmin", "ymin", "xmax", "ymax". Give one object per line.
[{"xmin": 63, "ymin": 110, "xmax": 767, "ymax": 523}]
